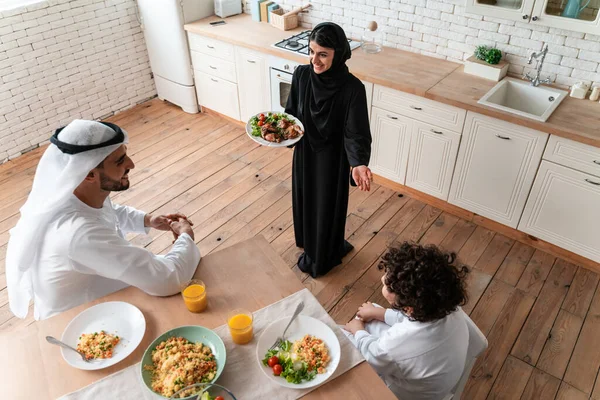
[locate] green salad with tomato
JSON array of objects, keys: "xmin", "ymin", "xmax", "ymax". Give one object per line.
[
  {"xmin": 262, "ymin": 340, "xmax": 318, "ymax": 384},
  {"xmin": 249, "ymin": 112, "xmax": 303, "ymax": 143}
]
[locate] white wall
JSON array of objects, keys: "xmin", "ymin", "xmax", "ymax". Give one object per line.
[
  {"xmin": 244, "ymin": 0, "xmax": 600, "ymax": 88},
  {"xmin": 0, "ymin": 0, "xmax": 156, "ymax": 163}
]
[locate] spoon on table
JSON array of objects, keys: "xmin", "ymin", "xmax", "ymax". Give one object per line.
[{"xmin": 46, "ymin": 336, "xmax": 89, "ymax": 363}]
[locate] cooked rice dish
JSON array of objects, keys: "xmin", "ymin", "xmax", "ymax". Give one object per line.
[
  {"xmin": 144, "ymin": 336, "xmax": 217, "ymax": 398},
  {"xmin": 76, "ymin": 330, "xmax": 120, "ymax": 360},
  {"xmin": 292, "ymin": 334, "xmax": 330, "ymax": 374}
]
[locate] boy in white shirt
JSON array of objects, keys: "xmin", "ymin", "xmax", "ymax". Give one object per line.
[{"xmin": 343, "ymin": 242, "xmax": 471, "ymax": 400}]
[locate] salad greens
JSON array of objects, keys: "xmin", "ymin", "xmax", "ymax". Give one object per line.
[
  {"xmin": 262, "ymin": 340, "xmax": 317, "ymax": 384},
  {"xmin": 249, "ymin": 112, "xmax": 296, "ymax": 138}
]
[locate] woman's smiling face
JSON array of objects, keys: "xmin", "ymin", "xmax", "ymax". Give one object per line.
[{"xmin": 309, "ymin": 41, "xmax": 334, "ymax": 74}]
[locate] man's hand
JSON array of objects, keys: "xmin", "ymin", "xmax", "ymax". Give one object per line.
[
  {"xmin": 344, "ymin": 318, "xmax": 365, "ymax": 335},
  {"xmin": 352, "ymin": 165, "xmax": 373, "ymax": 192},
  {"xmin": 357, "ymin": 302, "xmax": 386, "ymax": 323},
  {"xmin": 170, "ymin": 218, "xmax": 195, "ymax": 241},
  {"xmin": 145, "ymin": 213, "xmax": 193, "ymax": 231}
]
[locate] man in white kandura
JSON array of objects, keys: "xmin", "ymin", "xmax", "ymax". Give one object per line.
[{"xmin": 6, "ymin": 120, "xmax": 201, "ymax": 320}]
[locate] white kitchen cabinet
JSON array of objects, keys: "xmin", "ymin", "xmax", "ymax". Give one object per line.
[
  {"xmin": 235, "ymin": 46, "xmax": 270, "ymax": 122},
  {"xmin": 372, "ymin": 85, "xmax": 466, "ymax": 133},
  {"xmin": 519, "ymin": 161, "xmax": 600, "ymax": 263},
  {"xmin": 466, "ymin": 0, "xmax": 600, "ymax": 34},
  {"xmin": 194, "ymin": 70, "xmax": 240, "ymax": 120},
  {"xmin": 369, "ymin": 107, "xmax": 412, "ymax": 184},
  {"xmin": 448, "ymin": 112, "xmax": 548, "ymax": 228},
  {"xmin": 406, "ymin": 121, "xmax": 461, "ymax": 201}
]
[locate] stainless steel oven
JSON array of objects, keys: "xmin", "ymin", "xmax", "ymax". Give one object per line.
[{"xmin": 269, "ymin": 56, "xmax": 301, "ymax": 113}]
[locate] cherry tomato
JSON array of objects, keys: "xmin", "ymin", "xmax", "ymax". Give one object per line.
[
  {"xmin": 259, "ymin": 113, "xmax": 265, "ymax": 119},
  {"xmin": 272, "ymin": 364, "xmax": 283, "ymax": 376},
  {"xmin": 215, "ymin": 397, "xmax": 225, "ymax": 400},
  {"xmin": 257, "ymin": 120, "xmax": 264, "ymax": 126},
  {"xmin": 267, "ymin": 356, "xmax": 279, "ymax": 367}
]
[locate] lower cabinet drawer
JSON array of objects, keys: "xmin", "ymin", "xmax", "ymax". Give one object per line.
[
  {"xmin": 194, "ymin": 70, "xmax": 240, "ymax": 121},
  {"xmin": 191, "ymin": 50, "xmax": 237, "ymax": 83},
  {"xmin": 519, "ymin": 160, "xmax": 600, "ymax": 263}
]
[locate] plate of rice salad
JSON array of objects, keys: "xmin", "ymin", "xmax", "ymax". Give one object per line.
[
  {"xmin": 60, "ymin": 301, "xmax": 146, "ymax": 370},
  {"xmin": 256, "ymin": 315, "xmax": 341, "ymax": 389},
  {"xmin": 140, "ymin": 326, "xmax": 226, "ymax": 399},
  {"xmin": 245, "ymin": 111, "xmax": 304, "ymax": 148}
]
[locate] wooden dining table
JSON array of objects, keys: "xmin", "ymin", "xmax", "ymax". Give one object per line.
[{"xmin": 0, "ymin": 236, "xmax": 396, "ymax": 399}]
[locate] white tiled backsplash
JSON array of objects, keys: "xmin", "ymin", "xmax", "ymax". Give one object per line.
[
  {"xmin": 0, "ymin": 0, "xmax": 156, "ymax": 163},
  {"xmin": 244, "ymin": 0, "xmax": 600, "ymax": 88}
]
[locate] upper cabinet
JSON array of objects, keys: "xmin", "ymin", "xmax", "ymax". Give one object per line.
[{"xmin": 466, "ymin": 0, "xmax": 600, "ymax": 34}]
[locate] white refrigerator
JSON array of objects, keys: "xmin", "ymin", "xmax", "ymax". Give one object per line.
[{"xmin": 137, "ymin": 0, "xmax": 214, "ymax": 114}]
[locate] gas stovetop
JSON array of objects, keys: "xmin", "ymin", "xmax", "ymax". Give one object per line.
[{"xmin": 273, "ymin": 30, "xmax": 361, "ymax": 55}]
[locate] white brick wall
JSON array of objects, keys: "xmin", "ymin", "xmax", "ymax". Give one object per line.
[
  {"xmin": 244, "ymin": 0, "xmax": 600, "ymax": 89},
  {"xmin": 0, "ymin": 0, "xmax": 156, "ymax": 163}
]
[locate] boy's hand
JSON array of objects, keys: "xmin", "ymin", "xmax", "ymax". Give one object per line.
[
  {"xmin": 344, "ymin": 318, "xmax": 365, "ymax": 335},
  {"xmin": 357, "ymin": 302, "xmax": 386, "ymax": 322}
]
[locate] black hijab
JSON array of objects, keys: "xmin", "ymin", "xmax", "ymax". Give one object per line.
[{"xmin": 303, "ymin": 22, "xmax": 352, "ymax": 150}]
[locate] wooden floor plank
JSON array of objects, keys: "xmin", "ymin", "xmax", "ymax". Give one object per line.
[
  {"xmin": 516, "ymin": 250, "xmax": 557, "ymax": 297},
  {"xmin": 438, "ymin": 218, "xmax": 477, "ymax": 254},
  {"xmin": 455, "ymin": 225, "xmax": 495, "ymax": 268},
  {"xmin": 463, "ymin": 268, "xmax": 493, "ymax": 315},
  {"xmin": 462, "ymin": 289, "xmax": 535, "ymax": 399},
  {"xmin": 556, "ymin": 382, "xmax": 589, "ymax": 400},
  {"xmin": 469, "ymin": 279, "xmax": 514, "ymax": 336},
  {"xmin": 564, "ymin": 287, "xmax": 600, "ymax": 394},
  {"xmin": 472, "ymin": 233, "xmax": 514, "ymax": 276},
  {"xmin": 521, "ymin": 368, "xmax": 561, "ymax": 400},
  {"xmin": 537, "ymin": 310, "xmax": 584, "ymax": 380},
  {"xmin": 487, "ymin": 355, "xmax": 533, "ymax": 400},
  {"xmin": 495, "ymin": 241, "xmax": 536, "ymax": 287},
  {"xmin": 562, "ymin": 267, "xmax": 600, "ymax": 318},
  {"xmin": 418, "ymin": 212, "xmax": 459, "ymax": 245},
  {"xmin": 511, "ymin": 259, "xmax": 577, "ymax": 366}
]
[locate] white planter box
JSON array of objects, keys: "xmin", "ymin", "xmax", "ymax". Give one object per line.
[{"xmin": 464, "ymin": 56, "xmax": 508, "ymax": 82}]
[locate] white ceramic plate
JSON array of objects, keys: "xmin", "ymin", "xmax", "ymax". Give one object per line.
[
  {"xmin": 245, "ymin": 111, "xmax": 304, "ymax": 148},
  {"xmin": 60, "ymin": 301, "xmax": 146, "ymax": 370},
  {"xmin": 256, "ymin": 315, "xmax": 341, "ymax": 389}
]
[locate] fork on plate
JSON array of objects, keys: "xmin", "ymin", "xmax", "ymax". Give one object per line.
[{"xmin": 269, "ymin": 301, "xmax": 304, "ymax": 350}]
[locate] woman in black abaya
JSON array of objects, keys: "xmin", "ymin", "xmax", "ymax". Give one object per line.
[{"xmin": 285, "ymin": 22, "xmax": 372, "ymax": 278}]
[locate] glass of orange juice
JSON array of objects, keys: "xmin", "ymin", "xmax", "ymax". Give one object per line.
[
  {"xmin": 182, "ymin": 279, "xmax": 207, "ymax": 313},
  {"xmin": 227, "ymin": 309, "xmax": 253, "ymax": 345}
]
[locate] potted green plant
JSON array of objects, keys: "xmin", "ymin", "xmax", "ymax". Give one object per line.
[{"xmin": 464, "ymin": 45, "xmax": 508, "ymax": 81}]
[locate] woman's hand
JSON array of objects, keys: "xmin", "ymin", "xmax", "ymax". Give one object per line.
[{"xmin": 352, "ymin": 165, "xmax": 373, "ymax": 192}]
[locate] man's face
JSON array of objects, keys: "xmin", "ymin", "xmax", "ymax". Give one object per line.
[{"xmin": 97, "ymin": 145, "xmax": 134, "ymax": 192}]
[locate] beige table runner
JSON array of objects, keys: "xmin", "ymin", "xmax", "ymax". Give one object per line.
[{"xmin": 59, "ymin": 288, "xmax": 365, "ymax": 400}]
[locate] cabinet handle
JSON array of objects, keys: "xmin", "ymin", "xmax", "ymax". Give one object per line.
[
  {"xmin": 496, "ymin": 134, "xmax": 511, "ymax": 140},
  {"xmin": 522, "ymin": 14, "xmax": 529, "ymax": 19},
  {"xmin": 209, "ymin": 65, "xmax": 216, "ymax": 69},
  {"xmin": 593, "ymin": 160, "xmax": 600, "ymax": 165},
  {"xmin": 211, "ymin": 78, "xmax": 218, "ymax": 82},
  {"xmin": 431, "ymin": 129, "xmax": 443, "ymax": 134},
  {"xmin": 532, "ymin": 16, "xmax": 539, "ymax": 21},
  {"xmin": 387, "ymin": 115, "xmax": 398, "ymax": 120},
  {"xmin": 585, "ymin": 178, "xmax": 600, "ymax": 186},
  {"xmin": 206, "ymin": 45, "xmax": 215, "ymax": 49},
  {"xmin": 247, "ymin": 59, "xmax": 256, "ymax": 63},
  {"xmin": 410, "ymin": 105, "xmax": 422, "ymax": 110}
]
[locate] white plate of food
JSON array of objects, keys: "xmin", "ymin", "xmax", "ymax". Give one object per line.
[
  {"xmin": 246, "ymin": 111, "xmax": 304, "ymax": 147},
  {"xmin": 256, "ymin": 315, "xmax": 341, "ymax": 389},
  {"xmin": 59, "ymin": 301, "xmax": 146, "ymax": 370}
]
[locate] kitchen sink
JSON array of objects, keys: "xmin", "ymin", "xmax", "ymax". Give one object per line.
[{"xmin": 478, "ymin": 77, "xmax": 568, "ymax": 122}]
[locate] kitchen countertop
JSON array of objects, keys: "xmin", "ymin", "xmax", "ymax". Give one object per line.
[{"xmin": 184, "ymin": 14, "xmax": 600, "ymax": 148}]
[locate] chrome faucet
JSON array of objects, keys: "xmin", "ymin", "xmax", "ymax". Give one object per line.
[{"xmin": 524, "ymin": 44, "xmax": 551, "ymax": 87}]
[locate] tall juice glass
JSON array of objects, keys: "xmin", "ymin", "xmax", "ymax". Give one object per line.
[
  {"xmin": 227, "ymin": 309, "xmax": 253, "ymax": 344},
  {"xmin": 182, "ymin": 280, "xmax": 207, "ymax": 313}
]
